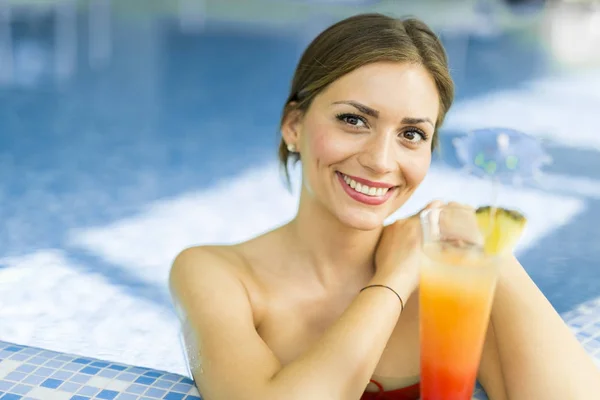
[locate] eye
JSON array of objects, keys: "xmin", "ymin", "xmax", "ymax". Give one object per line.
[
  {"xmin": 336, "ymin": 113, "xmax": 368, "ymax": 129},
  {"xmin": 401, "ymin": 128, "xmax": 428, "ymax": 144}
]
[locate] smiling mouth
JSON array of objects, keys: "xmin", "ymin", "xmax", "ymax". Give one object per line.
[{"xmin": 338, "ymin": 172, "xmax": 397, "ymax": 197}]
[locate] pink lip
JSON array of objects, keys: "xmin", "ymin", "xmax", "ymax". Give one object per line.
[
  {"xmin": 340, "ymin": 173, "xmax": 396, "ymax": 189},
  {"xmin": 336, "ymin": 172, "xmax": 396, "ymax": 206}
]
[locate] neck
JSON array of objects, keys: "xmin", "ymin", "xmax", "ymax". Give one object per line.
[{"xmin": 284, "ymin": 187, "xmax": 382, "ymax": 290}]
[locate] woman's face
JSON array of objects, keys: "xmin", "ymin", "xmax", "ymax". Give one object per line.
[{"xmin": 284, "ymin": 61, "xmax": 440, "ymax": 230}]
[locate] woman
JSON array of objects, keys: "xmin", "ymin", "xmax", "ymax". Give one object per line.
[{"xmin": 169, "ymin": 13, "xmax": 600, "ymax": 400}]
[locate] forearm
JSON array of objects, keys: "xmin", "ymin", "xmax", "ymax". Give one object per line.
[
  {"xmin": 491, "ymin": 257, "xmax": 600, "ymax": 399},
  {"xmin": 267, "ymin": 280, "xmax": 409, "ymax": 400}
]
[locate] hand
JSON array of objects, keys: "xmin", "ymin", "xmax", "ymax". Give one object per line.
[{"xmin": 373, "ymin": 200, "xmax": 444, "ymax": 298}]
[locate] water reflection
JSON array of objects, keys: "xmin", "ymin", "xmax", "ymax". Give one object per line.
[
  {"xmin": 0, "ymin": 0, "xmax": 12, "ymax": 85},
  {"xmin": 544, "ymin": 1, "xmax": 600, "ymax": 68},
  {"xmin": 54, "ymin": 0, "xmax": 77, "ymax": 82},
  {"xmin": 89, "ymin": 0, "xmax": 112, "ymax": 69},
  {"xmin": 178, "ymin": 0, "xmax": 206, "ymax": 33},
  {"xmin": 0, "ymin": 0, "xmax": 115, "ymax": 87}
]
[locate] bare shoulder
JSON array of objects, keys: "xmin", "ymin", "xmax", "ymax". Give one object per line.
[
  {"xmin": 169, "ymin": 244, "xmax": 248, "ymax": 291},
  {"xmin": 169, "ymin": 226, "xmax": 282, "ymax": 282},
  {"xmin": 169, "ymin": 244, "xmax": 252, "ymax": 311},
  {"xmin": 171, "ymin": 244, "xmax": 243, "ymax": 274}
]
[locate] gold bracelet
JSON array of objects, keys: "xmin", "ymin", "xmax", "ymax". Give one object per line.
[{"xmin": 360, "ymin": 284, "xmax": 405, "ymax": 312}]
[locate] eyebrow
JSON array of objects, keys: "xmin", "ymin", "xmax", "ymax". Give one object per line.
[
  {"xmin": 401, "ymin": 117, "xmax": 435, "ymax": 127},
  {"xmin": 332, "ymin": 100, "xmax": 434, "ymax": 127}
]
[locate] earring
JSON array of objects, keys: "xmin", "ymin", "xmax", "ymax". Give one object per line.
[{"xmin": 287, "ymin": 143, "xmax": 297, "ymax": 153}]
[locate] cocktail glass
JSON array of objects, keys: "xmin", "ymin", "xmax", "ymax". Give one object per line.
[{"xmin": 419, "ymin": 205, "xmax": 500, "ymax": 400}]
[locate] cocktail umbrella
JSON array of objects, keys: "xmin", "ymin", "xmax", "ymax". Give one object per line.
[{"xmin": 452, "ymin": 127, "xmax": 552, "ymax": 186}]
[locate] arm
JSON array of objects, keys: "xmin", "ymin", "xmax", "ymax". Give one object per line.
[
  {"xmin": 489, "ymin": 256, "xmax": 600, "ymax": 399},
  {"xmin": 169, "ymin": 246, "xmax": 412, "ymax": 400}
]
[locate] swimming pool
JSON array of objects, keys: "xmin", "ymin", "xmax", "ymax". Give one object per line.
[{"xmin": 0, "ymin": 0, "xmax": 599, "ymax": 381}]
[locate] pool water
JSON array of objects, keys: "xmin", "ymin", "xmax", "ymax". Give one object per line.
[{"xmin": 0, "ymin": 0, "xmax": 599, "ymax": 376}]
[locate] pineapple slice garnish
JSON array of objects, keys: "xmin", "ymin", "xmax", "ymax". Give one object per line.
[{"xmin": 475, "ymin": 206, "xmax": 527, "ymax": 255}]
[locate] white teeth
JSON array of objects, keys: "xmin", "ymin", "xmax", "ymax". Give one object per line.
[{"xmin": 341, "ymin": 173, "xmax": 390, "ymax": 197}]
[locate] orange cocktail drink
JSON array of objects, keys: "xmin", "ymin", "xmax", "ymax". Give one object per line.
[
  {"xmin": 419, "ymin": 242, "xmax": 498, "ymax": 400},
  {"xmin": 418, "ymin": 205, "xmax": 520, "ymax": 400}
]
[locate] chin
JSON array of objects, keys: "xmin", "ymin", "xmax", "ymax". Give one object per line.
[{"xmin": 335, "ymin": 208, "xmax": 388, "ymax": 231}]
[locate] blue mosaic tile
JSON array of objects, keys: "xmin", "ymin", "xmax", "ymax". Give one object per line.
[
  {"xmin": 91, "ymin": 361, "xmax": 110, "ymax": 368},
  {"xmin": 40, "ymin": 378, "xmax": 63, "ymax": 389},
  {"xmin": 1, "ymin": 394, "xmax": 23, "ymax": 400},
  {"xmin": 69, "ymin": 374, "xmax": 91, "ymax": 384},
  {"xmin": 0, "ymin": 302, "xmax": 595, "ymax": 400},
  {"xmin": 63, "ymin": 362, "xmax": 85, "ymax": 372},
  {"xmin": 7, "ymin": 355, "xmax": 28, "ymax": 363},
  {"xmin": 21, "ymin": 376, "xmax": 43, "ymax": 386},
  {"xmin": 115, "ymin": 394, "xmax": 138, "ymax": 400},
  {"xmin": 152, "ymin": 380, "xmax": 174, "ymax": 389},
  {"xmin": 128, "ymin": 368, "xmax": 149, "ymax": 375},
  {"xmin": 117, "ymin": 373, "xmax": 138, "ymax": 382},
  {"xmin": 0, "ymin": 340, "xmax": 204, "ymax": 400},
  {"xmin": 97, "ymin": 389, "xmax": 119, "ymax": 399},
  {"xmin": 163, "ymin": 393, "xmax": 185, "ymax": 400},
  {"xmin": 98, "ymin": 369, "xmax": 119, "ymax": 379},
  {"xmin": 125, "ymin": 384, "xmax": 146, "ymax": 395},
  {"xmin": 144, "ymin": 387, "xmax": 166, "ymax": 398},
  {"xmin": 3, "ymin": 372, "xmax": 26, "ymax": 382},
  {"xmin": 50, "ymin": 370, "xmax": 73, "ymax": 380},
  {"xmin": 80, "ymin": 366, "xmax": 101, "ymax": 375},
  {"xmin": 160, "ymin": 375, "xmax": 181, "ymax": 383},
  {"xmin": 133, "ymin": 376, "xmax": 155, "ymax": 385},
  {"xmin": 179, "ymin": 377, "xmax": 194, "ymax": 385},
  {"xmin": 77, "ymin": 385, "xmax": 100, "ymax": 396},
  {"xmin": 169, "ymin": 383, "xmax": 190, "ymax": 393},
  {"xmin": 44, "ymin": 360, "xmax": 65, "ymax": 369},
  {"xmin": 14, "ymin": 365, "xmax": 34, "ymax": 375},
  {"xmin": 58, "ymin": 381, "xmax": 81, "ymax": 393},
  {"xmin": 40, "ymin": 351, "xmax": 59, "ymax": 359},
  {"xmin": 32, "ymin": 367, "xmax": 53, "ymax": 378},
  {"xmin": 8, "ymin": 385, "xmax": 32, "ymax": 396},
  {"xmin": 25, "ymin": 358, "xmax": 45, "ymax": 366}
]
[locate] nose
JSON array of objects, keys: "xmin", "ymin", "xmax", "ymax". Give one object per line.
[{"xmin": 357, "ymin": 131, "xmax": 396, "ymax": 175}]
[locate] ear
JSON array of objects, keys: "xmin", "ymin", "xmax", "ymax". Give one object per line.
[{"xmin": 281, "ymin": 102, "xmax": 304, "ymax": 149}]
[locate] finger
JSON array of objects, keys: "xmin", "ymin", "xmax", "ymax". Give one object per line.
[
  {"xmin": 412, "ymin": 200, "xmax": 444, "ymax": 220},
  {"xmin": 424, "ymin": 200, "xmax": 444, "ymax": 210},
  {"xmin": 447, "ymin": 201, "xmax": 475, "ymax": 212}
]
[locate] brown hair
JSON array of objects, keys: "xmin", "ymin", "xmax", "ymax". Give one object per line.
[{"xmin": 279, "ymin": 13, "xmax": 454, "ymax": 185}]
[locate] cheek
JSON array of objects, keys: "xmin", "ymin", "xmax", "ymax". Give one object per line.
[
  {"xmin": 402, "ymin": 151, "xmax": 432, "ymax": 187},
  {"xmin": 305, "ymin": 120, "xmax": 348, "ymax": 166}
]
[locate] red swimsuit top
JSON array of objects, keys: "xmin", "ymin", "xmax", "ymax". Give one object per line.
[{"xmin": 360, "ymin": 379, "xmax": 420, "ymax": 400}]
